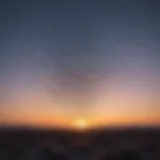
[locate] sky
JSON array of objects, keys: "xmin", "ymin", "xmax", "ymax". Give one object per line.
[{"xmin": 0, "ymin": 0, "xmax": 159, "ymax": 128}]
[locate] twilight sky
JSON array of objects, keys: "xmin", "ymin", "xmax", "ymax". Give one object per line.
[{"xmin": 0, "ymin": 0, "xmax": 159, "ymax": 128}]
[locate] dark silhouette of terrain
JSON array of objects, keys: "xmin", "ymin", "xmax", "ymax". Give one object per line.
[{"xmin": 0, "ymin": 126, "xmax": 159, "ymax": 160}]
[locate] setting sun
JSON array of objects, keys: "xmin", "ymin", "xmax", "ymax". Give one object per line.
[{"xmin": 74, "ymin": 119, "xmax": 88, "ymax": 130}]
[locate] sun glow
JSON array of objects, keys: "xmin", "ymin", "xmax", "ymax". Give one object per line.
[{"xmin": 74, "ymin": 118, "xmax": 88, "ymax": 130}]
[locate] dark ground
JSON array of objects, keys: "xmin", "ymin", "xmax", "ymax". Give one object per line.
[{"xmin": 0, "ymin": 126, "xmax": 159, "ymax": 160}]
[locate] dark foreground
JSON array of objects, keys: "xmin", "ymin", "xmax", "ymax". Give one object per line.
[{"xmin": 0, "ymin": 127, "xmax": 159, "ymax": 160}]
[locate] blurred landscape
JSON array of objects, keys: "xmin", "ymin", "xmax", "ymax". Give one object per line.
[
  {"xmin": 0, "ymin": 1, "xmax": 160, "ymax": 160},
  {"xmin": 0, "ymin": 126, "xmax": 159, "ymax": 160}
]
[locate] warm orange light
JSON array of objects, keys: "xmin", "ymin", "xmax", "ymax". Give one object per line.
[{"xmin": 74, "ymin": 118, "xmax": 88, "ymax": 130}]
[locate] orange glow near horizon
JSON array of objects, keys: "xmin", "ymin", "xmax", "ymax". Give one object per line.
[
  {"xmin": 0, "ymin": 110, "xmax": 159, "ymax": 129},
  {"xmin": 0, "ymin": 78, "xmax": 159, "ymax": 129}
]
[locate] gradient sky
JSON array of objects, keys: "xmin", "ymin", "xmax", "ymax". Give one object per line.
[{"xmin": 0, "ymin": 0, "xmax": 159, "ymax": 128}]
